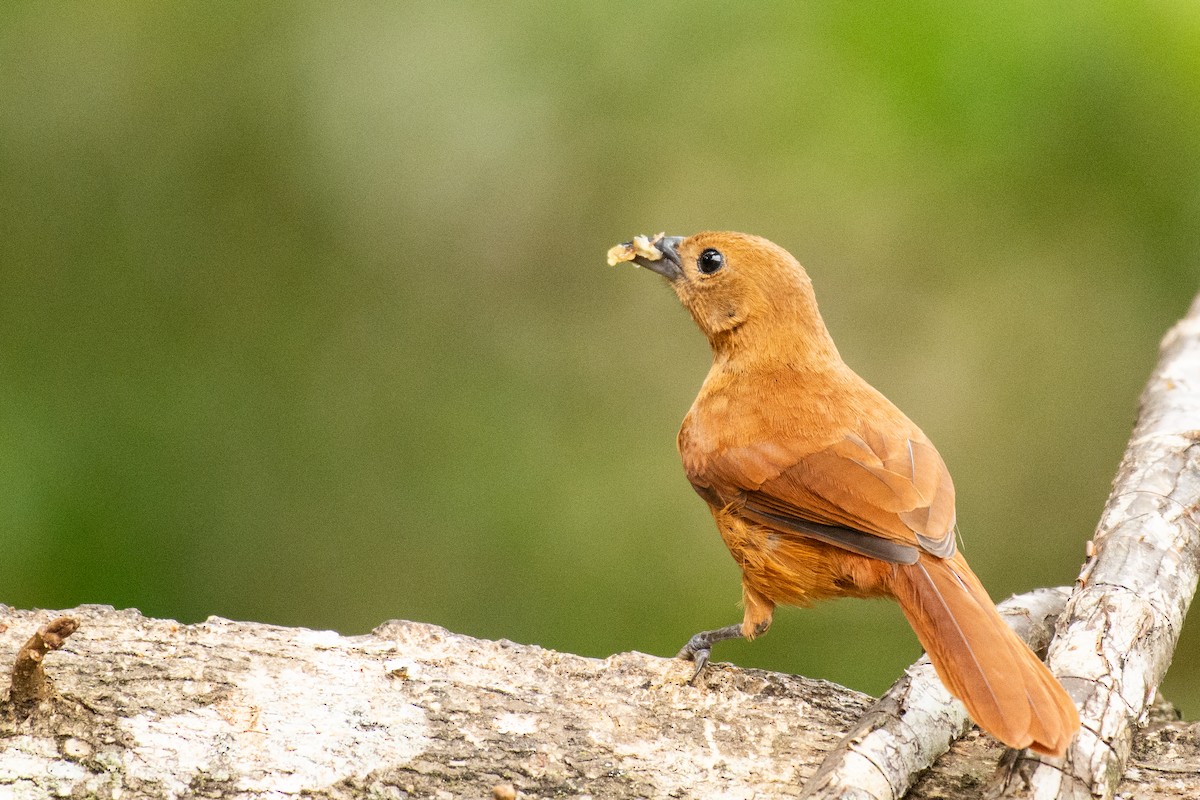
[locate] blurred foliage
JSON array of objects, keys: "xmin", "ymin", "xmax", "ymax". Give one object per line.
[{"xmin": 2, "ymin": 3, "xmax": 1199, "ymax": 713}]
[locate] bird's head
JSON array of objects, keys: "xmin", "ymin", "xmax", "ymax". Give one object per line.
[{"xmin": 622, "ymin": 231, "xmax": 836, "ymax": 362}]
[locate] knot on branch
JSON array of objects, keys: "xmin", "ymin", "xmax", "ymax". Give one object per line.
[{"xmin": 7, "ymin": 616, "xmax": 80, "ymax": 711}]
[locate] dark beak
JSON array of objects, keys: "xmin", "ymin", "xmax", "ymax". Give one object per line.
[{"xmin": 633, "ymin": 235, "xmax": 684, "ymax": 281}]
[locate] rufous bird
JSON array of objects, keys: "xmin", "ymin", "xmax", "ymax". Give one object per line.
[{"xmin": 612, "ymin": 231, "xmax": 1079, "ymax": 756}]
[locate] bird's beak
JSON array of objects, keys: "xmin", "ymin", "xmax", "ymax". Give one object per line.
[{"xmin": 634, "ymin": 235, "xmax": 684, "ymax": 281}]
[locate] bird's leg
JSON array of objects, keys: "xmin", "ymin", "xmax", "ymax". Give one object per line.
[
  {"xmin": 675, "ymin": 620, "xmax": 770, "ymax": 684},
  {"xmin": 676, "ymin": 624, "xmax": 745, "ymax": 683},
  {"xmin": 676, "ymin": 583, "xmax": 776, "ymax": 683}
]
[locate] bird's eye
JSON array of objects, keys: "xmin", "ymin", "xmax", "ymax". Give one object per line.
[{"xmin": 697, "ymin": 248, "xmax": 724, "ymax": 275}]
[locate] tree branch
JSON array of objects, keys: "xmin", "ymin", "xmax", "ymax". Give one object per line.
[
  {"xmin": 0, "ymin": 604, "xmax": 1196, "ymax": 798},
  {"xmin": 800, "ymin": 587, "xmax": 1071, "ymax": 800},
  {"xmin": 989, "ymin": 294, "xmax": 1200, "ymax": 800}
]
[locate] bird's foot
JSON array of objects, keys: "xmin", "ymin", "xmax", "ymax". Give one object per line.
[{"xmin": 675, "ymin": 623, "xmax": 746, "ymax": 685}]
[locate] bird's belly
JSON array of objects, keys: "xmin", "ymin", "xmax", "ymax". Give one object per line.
[{"xmin": 712, "ymin": 507, "xmax": 893, "ymax": 606}]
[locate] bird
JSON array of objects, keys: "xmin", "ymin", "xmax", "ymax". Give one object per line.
[{"xmin": 613, "ymin": 231, "xmax": 1079, "ymax": 757}]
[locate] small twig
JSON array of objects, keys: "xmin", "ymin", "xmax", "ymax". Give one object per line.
[
  {"xmin": 8, "ymin": 616, "xmax": 80, "ymax": 707},
  {"xmin": 799, "ymin": 588, "xmax": 1071, "ymax": 800}
]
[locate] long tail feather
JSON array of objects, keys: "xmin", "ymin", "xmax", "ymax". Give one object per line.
[{"xmin": 889, "ymin": 553, "xmax": 1079, "ymax": 756}]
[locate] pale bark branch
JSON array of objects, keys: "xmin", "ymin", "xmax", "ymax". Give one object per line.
[
  {"xmin": 0, "ymin": 604, "xmax": 1196, "ymax": 799},
  {"xmin": 989, "ymin": 294, "xmax": 1200, "ymax": 800},
  {"xmin": 800, "ymin": 587, "xmax": 1071, "ymax": 800}
]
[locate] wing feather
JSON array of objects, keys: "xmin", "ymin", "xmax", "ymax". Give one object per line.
[{"xmin": 690, "ymin": 428, "xmax": 957, "ymax": 561}]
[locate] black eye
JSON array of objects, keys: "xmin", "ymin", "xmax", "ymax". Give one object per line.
[{"xmin": 697, "ymin": 248, "xmax": 724, "ymax": 275}]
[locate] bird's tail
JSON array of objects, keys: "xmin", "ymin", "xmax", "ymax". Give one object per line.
[{"xmin": 888, "ymin": 552, "xmax": 1079, "ymax": 756}]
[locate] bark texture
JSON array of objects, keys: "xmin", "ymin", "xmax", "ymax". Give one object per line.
[{"xmin": 0, "ymin": 604, "xmax": 1196, "ymax": 799}]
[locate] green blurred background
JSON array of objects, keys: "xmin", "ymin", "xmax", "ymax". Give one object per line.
[{"xmin": 3, "ymin": 3, "xmax": 1199, "ymax": 713}]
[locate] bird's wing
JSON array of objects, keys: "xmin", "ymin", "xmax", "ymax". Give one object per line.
[{"xmin": 691, "ymin": 429, "xmax": 957, "ymax": 565}]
